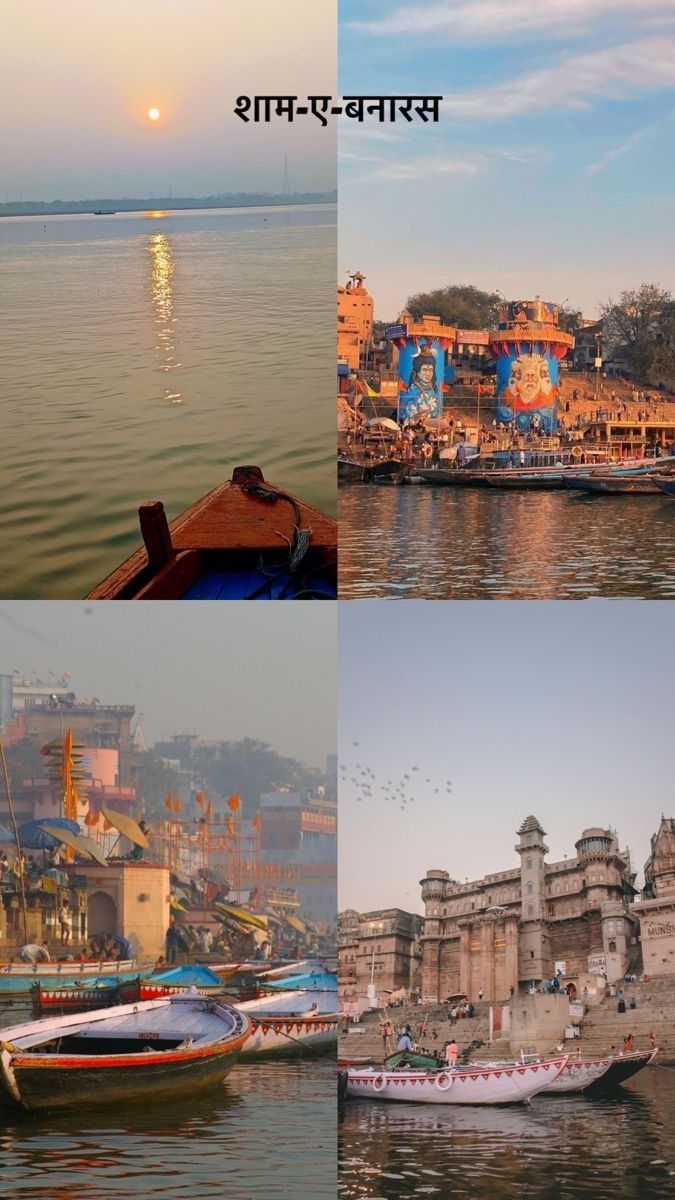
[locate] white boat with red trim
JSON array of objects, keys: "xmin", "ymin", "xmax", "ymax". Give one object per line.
[
  {"xmin": 346, "ymin": 1054, "xmax": 569, "ymax": 1105},
  {"xmin": 0, "ymin": 990, "xmax": 250, "ymax": 1110},
  {"xmin": 238, "ymin": 989, "xmax": 338, "ymax": 1056},
  {"xmin": 538, "ymin": 1053, "xmax": 614, "ymax": 1093}
]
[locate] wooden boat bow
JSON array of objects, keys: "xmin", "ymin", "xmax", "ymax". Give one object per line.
[{"xmin": 86, "ymin": 466, "xmax": 337, "ymax": 599}]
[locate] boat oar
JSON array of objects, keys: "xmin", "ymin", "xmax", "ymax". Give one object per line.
[{"xmin": 250, "ymin": 1019, "xmax": 331, "ymax": 1057}]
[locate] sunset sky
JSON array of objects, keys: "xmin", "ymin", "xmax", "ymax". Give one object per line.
[
  {"xmin": 339, "ymin": 0, "xmax": 675, "ymax": 317},
  {"xmin": 1, "ymin": 0, "xmax": 336, "ymax": 199}
]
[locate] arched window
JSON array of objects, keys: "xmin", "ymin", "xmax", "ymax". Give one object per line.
[
  {"xmin": 608, "ymin": 940, "xmax": 616, "ymax": 953},
  {"xmin": 527, "ymin": 882, "xmax": 533, "ymax": 894}
]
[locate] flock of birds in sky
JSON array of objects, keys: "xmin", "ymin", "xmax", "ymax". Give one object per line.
[{"xmin": 340, "ymin": 742, "xmax": 452, "ymax": 810}]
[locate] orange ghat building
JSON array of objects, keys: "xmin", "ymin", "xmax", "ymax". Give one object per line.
[{"xmin": 337, "ymin": 271, "xmax": 374, "ymax": 370}]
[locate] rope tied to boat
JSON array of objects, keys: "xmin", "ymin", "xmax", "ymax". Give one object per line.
[{"xmin": 240, "ymin": 480, "xmax": 316, "ymax": 596}]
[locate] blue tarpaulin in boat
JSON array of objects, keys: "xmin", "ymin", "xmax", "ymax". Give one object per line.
[
  {"xmin": 182, "ymin": 569, "xmax": 336, "ymax": 600},
  {"xmin": 151, "ymin": 965, "xmax": 224, "ymax": 988},
  {"xmin": 261, "ymin": 972, "xmax": 337, "ymax": 991}
]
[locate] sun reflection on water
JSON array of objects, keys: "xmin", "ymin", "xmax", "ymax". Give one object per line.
[{"xmin": 147, "ymin": 230, "xmax": 182, "ymax": 403}]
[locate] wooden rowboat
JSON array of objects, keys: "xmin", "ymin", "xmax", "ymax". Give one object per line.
[
  {"xmin": 0, "ymin": 992, "xmax": 250, "ymax": 1110},
  {"xmin": 653, "ymin": 476, "xmax": 675, "ymax": 497},
  {"xmin": 86, "ymin": 466, "xmax": 337, "ymax": 600},
  {"xmin": 32, "ymin": 978, "xmax": 125, "ymax": 1015},
  {"xmin": 538, "ymin": 1053, "xmax": 614, "ymax": 1093},
  {"xmin": 346, "ymin": 1055, "xmax": 569, "ymax": 1105},
  {"xmin": 585, "ymin": 1047, "xmax": 658, "ymax": 1089},
  {"xmin": 0, "ymin": 960, "xmax": 151, "ymax": 998},
  {"xmin": 0, "ymin": 959, "xmax": 142, "ymax": 979}
]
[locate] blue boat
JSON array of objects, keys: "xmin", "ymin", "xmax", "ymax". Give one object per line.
[
  {"xmin": 653, "ymin": 476, "xmax": 675, "ymax": 496},
  {"xmin": 260, "ymin": 971, "xmax": 337, "ymax": 993}
]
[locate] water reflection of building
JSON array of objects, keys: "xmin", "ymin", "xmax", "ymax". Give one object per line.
[
  {"xmin": 420, "ymin": 816, "xmax": 639, "ymax": 1002},
  {"xmin": 147, "ymin": 230, "xmax": 182, "ymax": 403}
]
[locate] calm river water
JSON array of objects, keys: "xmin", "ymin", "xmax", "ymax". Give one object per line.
[
  {"xmin": 0, "ymin": 205, "xmax": 335, "ymax": 598},
  {"xmin": 0, "ymin": 1051, "xmax": 335, "ymax": 1199},
  {"xmin": 339, "ymin": 1068, "xmax": 675, "ymax": 1200},
  {"xmin": 339, "ymin": 487, "xmax": 675, "ymax": 600}
]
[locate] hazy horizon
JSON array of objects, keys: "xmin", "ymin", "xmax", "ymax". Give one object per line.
[
  {"xmin": 2, "ymin": 1, "xmax": 336, "ymax": 199},
  {"xmin": 0, "ymin": 603, "xmax": 336, "ymax": 770}
]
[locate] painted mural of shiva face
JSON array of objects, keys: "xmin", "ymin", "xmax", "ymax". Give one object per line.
[
  {"xmin": 406, "ymin": 349, "xmax": 439, "ymax": 417},
  {"xmin": 505, "ymin": 353, "xmax": 553, "ymax": 410}
]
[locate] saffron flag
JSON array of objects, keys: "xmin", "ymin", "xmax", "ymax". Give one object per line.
[{"xmin": 228, "ymin": 794, "xmax": 240, "ymax": 812}]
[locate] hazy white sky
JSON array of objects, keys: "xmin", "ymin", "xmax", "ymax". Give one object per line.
[
  {"xmin": 1, "ymin": 0, "xmax": 336, "ymax": 198},
  {"xmin": 339, "ymin": 602, "xmax": 674, "ymax": 912},
  {"xmin": 0, "ymin": 602, "xmax": 336, "ymax": 768}
]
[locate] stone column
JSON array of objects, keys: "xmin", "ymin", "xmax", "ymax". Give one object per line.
[
  {"xmin": 481, "ymin": 918, "xmax": 495, "ymax": 1000},
  {"xmin": 459, "ymin": 921, "xmax": 471, "ymax": 999},
  {"xmin": 505, "ymin": 914, "xmax": 519, "ymax": 993}
]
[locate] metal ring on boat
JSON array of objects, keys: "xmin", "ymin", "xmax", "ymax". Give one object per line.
[
  {"xmin": 372, "ymin": 1075, "xmax": 386, "ymax": 1092},
  {"xmin": 422, "ymin": 444, "xmax": 433, "ymax": 459},
  {"xmin": 436, "ymin": 1072, "xmax": 453, "ymax": 1091},
  {"xmin": 572, "ymin": 446, "xmax": 582, "ymax": 458}
]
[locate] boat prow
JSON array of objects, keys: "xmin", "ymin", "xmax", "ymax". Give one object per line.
[
  {"xmin": 585, "ymin": 1047, "xmax": 658, "ymax": 1090},
  {"xmin": 86, "ymin": 466, "xmax": 337, "ymax": 599},
  {"xmin": 0, "ymin": 991, "xmax": 250, "ymax": 1110}
]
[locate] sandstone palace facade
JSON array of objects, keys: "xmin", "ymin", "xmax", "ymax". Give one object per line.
[{"xmin": 420, "ymin": 816, "xmax": 639, "ymax": 1002}]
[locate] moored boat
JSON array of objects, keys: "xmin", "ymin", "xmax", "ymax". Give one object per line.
[
  {"xmin": 118, "ymin": 964, "xmax": 226, "ymax": 1002},
  {"xmin": 564, "ymin": 475, "xmax": 663, "ymax": 494},
  {"xmin": 346, "ymin": 1054, "xmax": 569, "ymax": 1105},
  {"xmin": 338, "ymin": 457, "xmax": 401, "ymax": 483},
  {"xmin": 86, "ymin": 466, "xmax": 337, "ymax": 600},
  {"xmin": 653, "ymin": 476, "xmax": 675, "ymax": 496},
  {"xmin": 585, "ymin": 1047, "xmax": 658, "ymax": 1090},
  {"xmin": 0, "ymin": 991, "xmax": 250, "ymax": 1110},
  {"xmin": 538, "ymin": 1053, "xmax": 614, "ymax": 1093},
  {"xmin": 0, "ymin": 960, "xmax": 151, "ymax": 997},
  {"xmin": 0, "ymin": 959, "xmax": 141, "ymax": 978},
  {"xmin": 32, "ymin": 977, "xmax": 125, "ymax": 1015}
]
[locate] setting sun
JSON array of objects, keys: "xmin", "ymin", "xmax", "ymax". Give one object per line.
[{"xmin": 148, "ymin": 107, "xmax": 161, "ymax": 121}]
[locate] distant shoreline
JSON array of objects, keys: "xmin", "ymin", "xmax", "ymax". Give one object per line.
[{"xmin": 0, "ymin": 191, "xmax": 337, "ymax": 218}]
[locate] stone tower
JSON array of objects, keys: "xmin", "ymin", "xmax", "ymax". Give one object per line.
[{"xmin": 516, "ymin": 815, "xmax": 550, "ymax": 984}]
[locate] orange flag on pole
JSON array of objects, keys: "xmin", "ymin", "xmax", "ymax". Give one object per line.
[{"xmin": 228, "ymin": 794, "xmax": 240, "ymax": 812}]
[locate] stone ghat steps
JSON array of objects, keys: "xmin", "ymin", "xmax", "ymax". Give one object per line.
[
  {"xmin": 339, "ymin": 1004, "xmax": 492, "ymax": 1066},
  {"xmin": 577, "ymin": 1008, "xmax": 675, "ymax": 1059}
]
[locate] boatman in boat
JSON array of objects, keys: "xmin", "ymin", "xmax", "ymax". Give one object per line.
[{"xmin": 397, "ymin": 1025, "xmax": 415, "ymax": 1053}]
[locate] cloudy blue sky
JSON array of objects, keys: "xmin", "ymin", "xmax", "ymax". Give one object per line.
[
  {"xmin": 339, "ymin": 602, "xmax": 673, "ymax": 913},
  {"xmin": 339, "ymin": 0, "xmax": 675, "ymax": 318}
]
